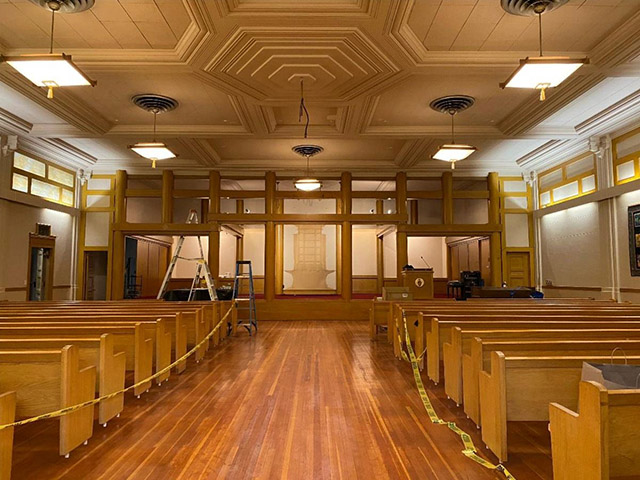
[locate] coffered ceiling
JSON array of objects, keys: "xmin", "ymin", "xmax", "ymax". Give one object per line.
[{"xmin": 1, "ymin": 0, "xmax": 640, "ymax": 177}]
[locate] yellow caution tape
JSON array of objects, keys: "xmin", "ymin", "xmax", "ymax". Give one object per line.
[
  {"xmin": 402, "ymin": 316, "xmax": 516, "ymax": 480},
  {"xmin": 0, "ymin": 305, "xmax": 234, "ymax": 431}
]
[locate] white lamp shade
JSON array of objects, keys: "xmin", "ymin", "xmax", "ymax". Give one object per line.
[
  {"xmin": 432, "ymin": 144, "xmax": 477, "ymax": 162},
  {"xmin": 2, "ymin": 54, "xmax": 95, "ymax": 87},
  {"xmin": 501, "ymin": 56, "xmax": 588, "ymax": 89},
  {"xmin": 129, "ymin": 142, "xmax": 176, "ymax": 160},
  {"xmin": 294, "ymin": 178, "xmax": 322, "ymax": 191}
]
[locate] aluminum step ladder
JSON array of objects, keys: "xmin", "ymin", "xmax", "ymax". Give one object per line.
[
  {"xmin": 232, "ymin": 260, "xmax": 257, "ymax": 335},
  {"xmin": 157, "ymin": 210, "xmax": 217, "ymax": 301}
]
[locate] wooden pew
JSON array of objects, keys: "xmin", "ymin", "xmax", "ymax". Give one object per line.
[
  {"xmin": 0, "ymin": 335, "xmax": 125, "ymax": 426},
  {"xmin": 0, "ymin": 392, "xmax": 15, "ymax": 480},
  {"xmin": 422, "ymin": 315, "xmax": 640, "ymax": 385},
  {"xmin": 0, "ymin": 323, "xmax": 156, "ymax": 397},
  {"xmin": 549, "ymin": 381, "xmax": 640, "ymax": 480},
  {"xmin": 0, "ymin": 345, "xmax": 96, "ymax": 475},
  {"xmin": 393, "ymin": 304, "xmax": 640, "ymax": 357},
  {"xmin": 478, "ymin": 352, "xmax": 640, "ymax": 462},
  {"xmin": 0, "ymin": 310, "xmax": 198, "ymax": 364},
  {"xmin": 456, "ymin": 328, "xmax": 640, "ymax": 425}
]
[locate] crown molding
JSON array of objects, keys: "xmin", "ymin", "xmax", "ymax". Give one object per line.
[
  {"xmin": 177, "ymin": 138, "xmax": 221, "ymax": 167},
  {"xmin": 0, "ymin": 107, "xmax": 31, "ymax": 135},
  {"xmin": 106, "ymin": 124, "xmax": 249, "ymax": 137},
  {"xmin": 214, "ymin": 0, "xmax": 378, "ymax": 17},
  {"xmin": 18, "ymin": 136, "xmax": 97, "ymax": 170},
  {"xmin": 362, "ymin": 125, "xmax": 504, "ymax": 138},
  {"xmin": 515, "ymin": 139, "xmax": 590, "ymax": 172},
  {"xmin": 394, "ymin": 138, "xmax": 434, "ymax": 168}
]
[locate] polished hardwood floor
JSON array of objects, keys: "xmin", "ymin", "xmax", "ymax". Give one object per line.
[{"xmin": 12, "ymin": 321, "xmax": 552, "ymax": 479}]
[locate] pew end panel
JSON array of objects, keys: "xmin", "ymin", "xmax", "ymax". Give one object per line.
[
  {"xmin": 98, "ymin": 334, "xmax": 126, "ymax": 426},
  {"xmin": 175, "ymin": 314, "xmax": 188, "ymax": 374},
  {"xmin": 134, "ymin": 324, "xmax": 153, "ymax": 396},
  {"xmin": 0, "ymin": 391, "xmax": 16, "ymax": 480},
  {"xmin": 443, "ymin": 327, "xmax": 464, "ymax": 406},
  {"xmin": 426, "ymin": 317, "xmax": 440, "ymax": 384},
  {"xmin": 60, "ymin": 344, "xmax": 96, "ymax": 457},
  {"xmin": 155, "ymin": 319, "xmax": 172, "ymax": 385},
  {"xmin": 550, "ymin": 381, "xmax": 640, "ymax": 480},
  {"xmin": 479, "ymin": 351, "xmax": 508, "ymax": 463}
]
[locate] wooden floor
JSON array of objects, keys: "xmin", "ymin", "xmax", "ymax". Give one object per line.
[{"xmin": 13, "ymin": 321, "xmax": 552, "ymax": 479}]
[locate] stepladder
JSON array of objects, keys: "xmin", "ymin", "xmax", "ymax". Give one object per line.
[
  {"xmin": 157, "ymin": 210, "xmax": 218, "ymax": 301},
  {"xmin": 232, "ymin": 260, "xmax": 257, "ymax": 335}
]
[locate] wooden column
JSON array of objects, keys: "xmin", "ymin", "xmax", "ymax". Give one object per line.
[
  {"xmin": 208, "ymin": 229, "xmax": 220, "ymax": 280},
  {"xmin": 409, "ymin": 199, "xmax": 418, "ymax": 224},
  {"xmin": 111, "ymin": 231, "xmax": 125, "ymax": 300},
  {"xmin": 111, "ymin": 170, "xmax": 127, "ymax": 300},
  {"xmin": 442, "ymin": 171, "xmax": 453, "ymax": 224},
  {"xmin": 209, "ymin": 171, "xmax": 220, "ymax": 216},
  {"xmin": 208, "ymin": 171, "xmax": 221, "ymax": 280},
  {"xmin": 236, "ymin": 235, "xmax": 243, "ymax": 263},
  {"xmin": 488, "ymin": 171, "xmax": 500, "ymax": 224},
  {"xmin": 114, "ymin": 170, "xmax": 127, "ymax": 224},
  {"xmin": 396, "ymin": 231, "xmax": 408, "ymax": 286},
  {"xmin": 236, "ymin": 199, "xmax": 244, "ymax": 214},
  {"xmin": 376, "ymin": 235, "xmax": 384, "ymax": 294},
  {"xmin": 341, "ymin": 172, "xmax": 352, "ymax": 301},
  {"xmin": 488, "ymin": 172, "xmax": 501, "ymax": 286},
  {"xmin": 396, "ymin": 172, "xmax": 407, "ymax": 218},
  {"xmin": 264, "ymin": 171, "xmax": 276, "ymax": 301},
  {"xmin": 275, "ymin": 199, "xmax": 284, "ymax": 295},
  {"xmin": 490, "ymin": 232, "xmax": 501, "ymax": 287},
  {"xmin": 161, "ymin": 170, "xmax": 174, "ymax": 224},
  {"xmin": 396, "ymin": 172, "xmax": 408, "ymax": 286}
]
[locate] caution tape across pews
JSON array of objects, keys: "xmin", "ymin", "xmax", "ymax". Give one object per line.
[
  {"xmin": 400, "ymin": 317, "xmax": 516, "ymax": 480},
  {"xmin": 0, "ymin": 305, "xmax": 235, "ymax": 432}
]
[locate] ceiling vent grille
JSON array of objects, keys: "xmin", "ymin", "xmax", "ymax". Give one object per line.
[
  {"xmin": 429, "ymin": 95, "xmax": 475, "ymax": 115},
  {"xmin": 28, "ymin": 0, "xmax": 95, "ymax": 13},
  {"xmin": 501, "ymin": 0, "xmax": 568, "ymax": 16},
  {"xmin": 131, "ymin": 94, "xmax": 179, "ymax": 114}
]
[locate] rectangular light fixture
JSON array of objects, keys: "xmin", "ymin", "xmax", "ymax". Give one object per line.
[
  {"xmin": 500, "ymin": 56, "xmax": 588, "ymax": 90},
  {"xmin": 1, "ymin": 54, "xmax": 96, "ymax": 88},
  {"xmin": 129, "ymin": 142, "xmax": 176, "ymax": 161},
  {"xmin": 432, "ymin": 144, "xmax": 477, "ymax": 162}
]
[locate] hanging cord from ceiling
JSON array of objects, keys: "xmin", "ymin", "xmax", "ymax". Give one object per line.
[{"xmin": 298, "ymin": 79, "xmax": 310, "ymax": 139}]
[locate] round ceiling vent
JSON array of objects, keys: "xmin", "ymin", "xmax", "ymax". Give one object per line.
[
  {"xmin": 501, "ymin": 0, "xmax": 568, "ymax": 16},
  {"xmin": 292, "ymin": 145, "xmax": 324, "ymax": 158},
  {"xmin": 132, "ymin": 94, "xmax": 179, "ymax": 114},
  {"xmin": 28, "ymin": 0, "xmax": 95, "ymax": 13},
  {"xmin": 429, "ymin": 95, "xmax": 475, "ymax": 115}
]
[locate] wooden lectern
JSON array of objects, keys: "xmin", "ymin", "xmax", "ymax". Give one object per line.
[{"xmin": 402, "ymin": 268, "xmax": 434, "ymax": 299}]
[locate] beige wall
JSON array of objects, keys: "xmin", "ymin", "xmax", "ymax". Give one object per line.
[
  {"xmin": 352, "ymin": 227, "xmax": 377, "ymax": 276},
  {"xmin": 0, "ymin": 198, "xmax": 75, "ymax": 301},
  {"xmin": 407, "ymin": 236, "xmax": 447, "ymax": 277},
  {"xmin": 242, "ymin": 225, "xmax": 265, "ymax": 276}
]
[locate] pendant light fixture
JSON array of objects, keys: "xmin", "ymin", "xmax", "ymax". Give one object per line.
[
  {"xmin": 500, "ymin": 0, "xmax": 588, "ymax": 101},
  {"xmin": 0, "ymin": 1, "xmax": 97, "ymax": 99},
  {"xmin": 292, "ymin": 80, "xmax": 323, "ymax": 191},
  {"xmin": 128, "ymin": 94, "xmax": 178, "ymax": 169},
  {"xmin": 430, "ymin": 95, "xmax": 477, "ymax": 170}
]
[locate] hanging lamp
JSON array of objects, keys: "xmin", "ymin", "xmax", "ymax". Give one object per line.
[
  {"xmin": 0, "ymin": 1, "xmax": 97, "ymax": 99},
  {"xmin": 128, "ymin": 94, "xmax": 178, "ymax": 169},
  {"xmin": 499, "ymin": 0, "xmax": 588, "ymax": 101},
  {"xmin": 430, "ymin": 95, "xmax": 477, "ymax": 170},
  {"xmin": 292, "ymin": 80, "xmax": 323, "ymax": 191}
]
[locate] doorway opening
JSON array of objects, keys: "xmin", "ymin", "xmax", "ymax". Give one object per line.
[{"xmin": 83, "ymin": 251, "xmax": 108, "ymax": 300}]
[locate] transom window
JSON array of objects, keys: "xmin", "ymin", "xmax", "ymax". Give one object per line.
[{"xmin": 11, "ymin": 152, "xmax": 76, "ymax": 207}]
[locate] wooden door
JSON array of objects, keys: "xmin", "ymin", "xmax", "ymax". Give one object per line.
[{"xmin": 505, "ymin": 252, "xmax": 531, "ymax": 288}]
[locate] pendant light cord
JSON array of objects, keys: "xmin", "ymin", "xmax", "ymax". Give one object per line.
[
  {"xmin": 298, "ymin": 80, "xmax": 310, "ymax": 139},
  {"xmin": 538, "ymin": 12, "xmax": 543, "ymax": 56},
  {"xmin": 152, "ymin": 111, "xmax": 158, "ymax": 142},
  {"xmin": 450, "ymin": 112, "xmax": 455, "ymax": 143},
  {"xmin": 49, "ymin": 9, "xmax": 55, "ymax": 54}
]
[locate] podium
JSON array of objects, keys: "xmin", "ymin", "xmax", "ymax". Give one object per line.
[{"xmin": 402, "ymin": 268, "xmax": 434, "ymax": 300}]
